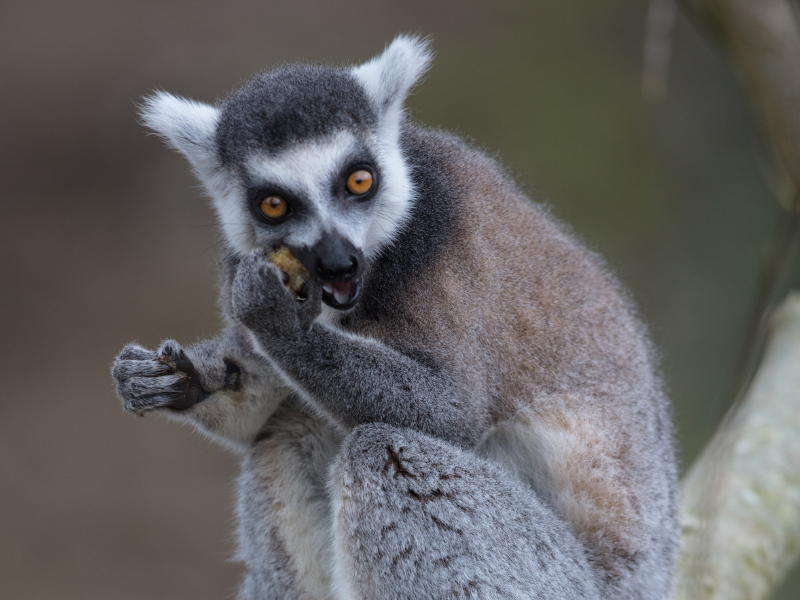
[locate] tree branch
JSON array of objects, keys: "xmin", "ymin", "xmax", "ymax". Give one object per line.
[{"xmin": 674, "ymin": 294, "xmax": 800, "ymax": 600}]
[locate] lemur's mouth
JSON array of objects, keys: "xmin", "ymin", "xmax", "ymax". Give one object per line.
[{"xmin": 321, "ymin": 278, "xmax": 362, "ymax": 310}]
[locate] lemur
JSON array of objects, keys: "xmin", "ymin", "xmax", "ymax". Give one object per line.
[{"xmin": 112, "ymin": 36, "xmax": 678, "ymax": 600}]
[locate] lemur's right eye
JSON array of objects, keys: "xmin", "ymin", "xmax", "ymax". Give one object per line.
[
  {"xmin": 260, "ymin": 196, "xmax": 288, "ymax": 220},
  {"xmin": 346, "ymin": 169, "xmax": 374, "ymax": 196}
]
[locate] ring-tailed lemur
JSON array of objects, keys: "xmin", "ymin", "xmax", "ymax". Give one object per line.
[{"xmin": 112, "ymin": 36, "xmax": 678, "ymax": 600}]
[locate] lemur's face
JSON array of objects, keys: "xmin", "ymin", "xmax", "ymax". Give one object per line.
[
  {"xmin": 232, "ymin": 127, "xmax": 406, "ymax": 310},
  {"xmin": 141, "ymin": 36, "xmax": 431, "ymax": 310}
]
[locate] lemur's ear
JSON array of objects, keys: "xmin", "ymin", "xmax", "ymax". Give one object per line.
[
  {"xmin": 352, "ymin": 35, "xmax": 433, "ymax": 123},
  {"xmin": 139, "ymin": 92, "xmax": 220, "ymax": 175}
]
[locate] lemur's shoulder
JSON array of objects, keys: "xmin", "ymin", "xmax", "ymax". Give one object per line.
[
  {"xmin": 371, "ymin": 122, "xmax": 625, "ymax": 314},
  {"xmin": 398, "ymin": 122, "xmax": 574, "ymax": 255},
  {"xmin": 404, "ymin": 124, "xmax": 645, "ymax": 331},
  {"xmin": 360, "ymin": 123, "xmax": 652, "ymax": 404}
]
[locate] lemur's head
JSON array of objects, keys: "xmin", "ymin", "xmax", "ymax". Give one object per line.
[{"xmin": 140, "ymin": 36, "xmax": 431, "ymax": 310}]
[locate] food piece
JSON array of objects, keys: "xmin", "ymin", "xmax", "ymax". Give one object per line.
[{"xmin": 269, "ymin": 246, "xmax": 311, "ymax": 296}]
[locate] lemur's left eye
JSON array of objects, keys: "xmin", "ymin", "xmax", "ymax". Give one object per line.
[{"xmin": 346, "ymin": 169, "xmax": 374, "ymax": 196}]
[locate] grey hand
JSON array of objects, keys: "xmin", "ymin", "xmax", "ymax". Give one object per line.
[
  {"xmin": 231, "ymin": 251, "xmax": 322, "ymax": 341},
  {"xmin": 111, "ymin": 340, "xmax": 207, "ymax": 414}
]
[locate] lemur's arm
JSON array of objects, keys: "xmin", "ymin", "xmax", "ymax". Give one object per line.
[
  {"xmin": 111, "ymin": 328, "xmax": 290, "ymax": 451},
  {"xmin": 232, "ymin": 253, "xmax": 486, "ymax": 447}
]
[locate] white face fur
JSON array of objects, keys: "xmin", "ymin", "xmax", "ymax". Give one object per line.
[{"xmin": 139, "ymin": 36, "xmax": 433, "ymax": 264}]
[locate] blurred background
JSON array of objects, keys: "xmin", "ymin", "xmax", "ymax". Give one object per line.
[{"xmin": 1, "ymin": 0, "xmax": 798, "ymax": 598}]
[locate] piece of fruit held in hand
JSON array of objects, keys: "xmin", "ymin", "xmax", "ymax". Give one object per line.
[{"xmin": 268, "ymin": 246, "xmax": 311, "ymax": 297}]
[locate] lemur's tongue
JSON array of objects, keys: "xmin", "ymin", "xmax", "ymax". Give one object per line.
[{"xmin": 321, "ymin": 280, "xmax": 360, "ymax": 310}]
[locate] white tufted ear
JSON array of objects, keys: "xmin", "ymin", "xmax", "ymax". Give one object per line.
[
  {"xmin": 352, "ymin": 35, "xmax": 433, "ymax": 127},
  {"xmin": 139, "ymin": 91, "xmax": 220, "ymax": 176},
  {"xmin": 140, "ymin": 91, "xmax": 252, "ymax": 254}
]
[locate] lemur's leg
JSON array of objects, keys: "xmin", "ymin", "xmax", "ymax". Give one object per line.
[
  {"xmin": 111, "ymin": 332, "xmax": 289, "ymax": 450},
  {"xmin": 329, "ymin": 423, "xmax": 602, "ymax": 600},
  {"xmin": 480, "ymin": 402, "xmax": 676, "ymax": 593},
  {"xmin": 236, "ymin": 396, "xmax": 344, "ymax": 600}
]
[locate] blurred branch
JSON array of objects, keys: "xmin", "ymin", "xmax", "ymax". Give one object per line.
[
  {"xmin": 727, "ymin": 192, "xmax": 800, "ymax": 419},
  {"xmin": 642, "ymin": 0, "xmax": 678, "ymax": 102},
  {"xmin": 678, "ymin": 0, "xmax": 800, "ymax": 421},
  {"xmin": 680, "ymin": 0, "xmax": 800, "ymax": 186},
  {"xmin": 671, "ymin": 2, "xmax": 800, "ymax": 598},
  {"xmin": 674, "ymin": 294, "xmax": 800, "ymax": 600}
]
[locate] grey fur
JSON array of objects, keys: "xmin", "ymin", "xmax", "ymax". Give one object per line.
[
  {"xmin": 330, "ymin": 423, "xmax": 601, "ymax": 600},
  {"xmin": 217, "ymin": 65, "xmax": 377, "ymax": 164},
  {"xmin": 112, "ymin": 36, "xmax": 678, "ymax": 600}
]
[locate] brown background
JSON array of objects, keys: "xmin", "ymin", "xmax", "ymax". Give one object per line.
[{"xmin": 1, "ymin": 1, "xmax": 798, "ymax": 598}]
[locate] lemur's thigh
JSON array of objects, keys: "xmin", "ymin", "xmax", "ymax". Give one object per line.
[
  {"xmin": 329, "ymin": 424, "xmax": 601, "ymax": 600},
  {"xmin": 235, "ymin": 397, "xmax": 343, "ymax": 600}
]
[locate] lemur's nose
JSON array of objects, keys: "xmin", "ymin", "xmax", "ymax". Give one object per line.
[
  {"xmin": 288, "ymin": 233, "xmax": 363, "ymax": 283},
  {"xmin": 316, "ymin": 255, "xmax": 359, "ymax": 281}
]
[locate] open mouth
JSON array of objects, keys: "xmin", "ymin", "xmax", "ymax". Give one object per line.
[{"xmin": 321, "ymin": 278, "xmax": 362, "ymax": 310}]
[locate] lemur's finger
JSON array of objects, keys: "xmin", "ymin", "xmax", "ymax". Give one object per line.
[
  {"xmin": 112, "ymin": 359, "xmax": 175, "ymax": 381},
  {"xmin": 157, "ymin": 340, "xmax": 196, "ymax": 377},
  {"xmin": 117, "ymin": 374, "xmax": 192, "ymax": 413},
  {"xmin": 240, "ymin": 251, "xmax": 285, "ymax": 287},
  {"xmin": 158, "ymin": 339, "xmax": 182, "ymax": 358},
  {"xmin": 121, "ymin": 392, "xmax": 170, "ymax": 414},
  {"xmin": 117, "ymin": 373, "xmax": 186, "ymax": 398},
  {"xmin": 117, "ymin": 343, "xmax": 156, "ymax": 362},
  {"xmin": 297, "ymin": 276, "xmax": 322, "ymax": 304},
  {"xmin": 232, "ymin": 253, "xmax": 293, "ymax": 325}
]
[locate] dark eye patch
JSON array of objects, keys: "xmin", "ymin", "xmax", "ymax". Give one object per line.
[
  {"xmin": 330, "ymin": 147, "xmax": 380, "ymax": 201},
  {"xmin": 247, "ymin": 184, "xmax": 304, "ymax": 224}
]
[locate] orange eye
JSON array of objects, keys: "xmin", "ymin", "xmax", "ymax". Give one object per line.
[
  {"xmin": 346, "ymin": 169, "xmax": 374, "ymax": 195},
  {"xmin": 260, "ymin": 196, "xmax": 288, "ymax": 220}
]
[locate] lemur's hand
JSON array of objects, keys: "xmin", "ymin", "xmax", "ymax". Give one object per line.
[
  {"xmin": 112, "ymin": 341, "xmax": 207, "ymax": 415},
  {"xmin": 231, "ymin": 251, "xmax": 322, "ymax": 340}
]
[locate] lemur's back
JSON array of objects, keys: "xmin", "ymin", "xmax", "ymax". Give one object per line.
[{"xmin": 348, "ymin": 125, "xmax": 678, "ymax": 594}]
